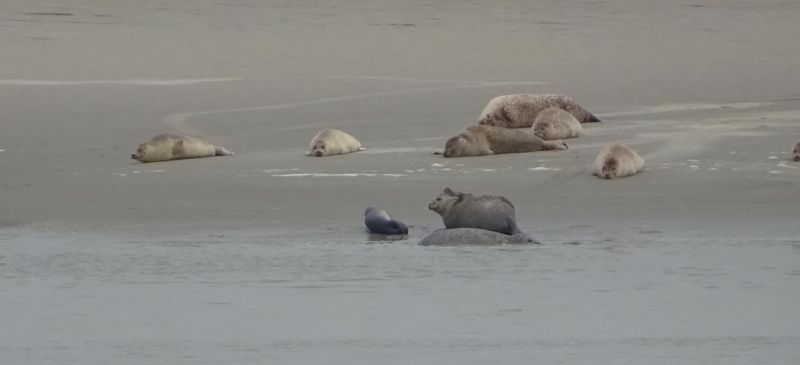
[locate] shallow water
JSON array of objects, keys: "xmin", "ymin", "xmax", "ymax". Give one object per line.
[{"xmin": 2, "ymin": 228, "xmax": 798, "ymax": 364}]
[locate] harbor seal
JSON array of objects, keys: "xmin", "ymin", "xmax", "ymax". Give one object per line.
[
  {"xmin": 478, "ymin": 94, "xmax": 601, "ymax": 128},
  {"xmin": 442, "ymin": 125, "xmax": 567, "ymax": 158},
  {"xmin": 532, "ymin": 107, "xmax": 582, "ymax": 140},
  {"xmin": 418, "ymin": 228, "xmax": 538, "ymax": 246},
  {"xmin": 131, "ymin": 134, "xmax": 233, "ymax": 163},
  {"xmin": 592, "ymin": 143, "xmax": 645, "ymax": 179},
  {"xmin": 364, "ymin": 206, "xmax": 408, "ymax": 235},
  {"xmin": 308, "ymin": 128, "xmax": 364, "ymax": 157},
  {"xmin": 793, "ymin": 142, "xmax": 799, "ymax": 162},
  {"xmin": 428, "ymin": 187, "xmax": 521, "ymax": 235}
]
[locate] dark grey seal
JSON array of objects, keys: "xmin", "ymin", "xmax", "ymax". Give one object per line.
[
  {"xmin": 428, "ymin": 187, "xmax": 521, "ymax": 235},
  {"xmin": 418, "ymin": 228, "xmax": 538, "ymax": 246},
  {"xmin": 364, "ymin": 206, "xmax": 408, "ymax": 235}
]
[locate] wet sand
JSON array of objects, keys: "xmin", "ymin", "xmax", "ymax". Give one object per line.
[{"xmin": 1, "ymin": 1, "xmax": 799, "ymax": 364}]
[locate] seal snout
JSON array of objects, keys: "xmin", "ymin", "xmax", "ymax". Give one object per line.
[
  {"xmin": 131, "ymin": 154, "xmax": 138, "ymax": 160},
  {"xmin": 794, "ymin": 155, "xmax": 800, "ymax": 162},
  {"xmin": 313, "ymin": 150, "xmax": 323, "ymax": 157}
]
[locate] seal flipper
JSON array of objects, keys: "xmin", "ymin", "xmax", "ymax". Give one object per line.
[
  {"xmin": 214, "ymin": 146, "xmax": 234, "ymax": 156},
  {"xmin": 389, "ymin": 220, "xmax": 409, "ymax": 235},
  {"xmin": 586, "ymin": 113, "xmax": 601, "ymax": 123}
]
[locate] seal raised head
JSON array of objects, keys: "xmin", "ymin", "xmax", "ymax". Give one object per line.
[
  {"xmin": 478, "ymin": 94, "xmax": 601, "ymax": 128},
  {"xmin": 592, "ymin": 143, "xmax": 644, "ymax": 179},
  {"xmin": 532, "ymin": 107, "xmax": 582, "ymax": 140},
  {"xmin": 131, "ymin": 134, "xmax": 233, "ymax": 163},
  {"xmin": 418, "ymin": 228, "xmax": 538, "ymax": 246},
  {"xmin": 428, "ymin": 187, "xmax": 521, "ymax": 235},
  {"xmin": 442, "ymin": 125, "xmax": 567, "ymax": 158},
  {"xmin": 308, "ymin": 129, "xmax": 364, "ymax": 157},
  {"xmin": 793, "ymin": 142, "xmax": 800, "ymax": 162},
  {"xmin": 364, "ymin": 206, "xmax": 408, "ymax": 235}
]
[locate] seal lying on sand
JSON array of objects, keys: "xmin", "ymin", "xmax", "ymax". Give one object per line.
[
  {"xmin": 793, "ymin": 142, "xmax": 800, "ymax": 162},
  {"xmin": 131, "ymin": 134, "xmax": 233, "ymax": 163},
  {"xmin": 478, "ymin": 94, "xmax": 601, "ymax": 128},
  {"xmin": 428, "ymin": 187, "xmax": 521, "ymax": 235},
  {"xmin": 418, "ymin": 228, "xmax": 538, "ymax": 246},
  {"xmin": 441, "ymin": 125, "xmax": 567, "ymax": 158},
  {"xmin": 308, "ymin": 129, "xmax": 364, "ymax": 157},
  {"xmin": 532, "ymin": 107, "xmax": 582, "ymax": 140},
  {"xmin": 592, "ymin": 143, "xmax": 644, "ymax": 179},
  {"xmin": 364, "ymin": 206, "xmax": 408, "ymax": 235}
]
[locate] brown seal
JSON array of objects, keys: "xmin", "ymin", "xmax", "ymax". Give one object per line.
[
  {"xmin": 131, "ymin": 134, "xmax": 233, "ymax": 163},
  {"xmin": 442, "ymin": 125, "xmax": 567, "ymax": 158},
  {"xmin": 478, "ymin": 94, "xmax": 601, "ymax": 128},
  {"xmin": 308, "ymin": 129, "xmax": 364, "ymax": 157},
  {"xmin": 793, "ymin": 142, "xmax": 800, "ymax": 162},
  {"xmin": 532, "ymin": 107, "xmax": 582, "ymax": 140},
  {"xmin": 592, "ymin": 143, "xmax": 644, "ymax": 179}
]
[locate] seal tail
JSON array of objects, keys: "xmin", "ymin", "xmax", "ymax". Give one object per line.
[
  {"xmin": 585, "ymin": 112, "xmax": 601, "ymax": 123},
  {"xmin": 215, "ymin": 146, "xmax": 234, "ymax": 156}
]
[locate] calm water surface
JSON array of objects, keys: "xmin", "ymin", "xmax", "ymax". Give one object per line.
[{"xmin": 1, "ymin": 227, "xmax": 798, "ymax": 364}]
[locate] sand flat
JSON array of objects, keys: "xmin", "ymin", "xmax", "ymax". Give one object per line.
[{"xmin": 1, "ymin": 1, "xmax": 799, "ymax": 364}]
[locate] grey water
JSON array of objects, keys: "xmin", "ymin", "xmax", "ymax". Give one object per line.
[{"xmin": 1, "ymin": 228, "xmax": 798, "ymax": 364}]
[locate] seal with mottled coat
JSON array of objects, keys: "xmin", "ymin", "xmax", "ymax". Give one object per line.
[
  {"xmin": 793, "ymin": 142, "xmax": 800, "ymax": 162},
  {"xmin": 428, "ymin": 187, "xmax": 521, "ymax": 235},
  {"xmin": 131, "ymin": 134, "xmax": 233, "ymax": 163},
  {"xmin": 532, "ymin": 107, "xmax": 582, "ymax": 140},
  {"xmin": 478, "ymin": 94, "xmax": 601, "ymax": 128},
  {"xmin": 308, "ymin": 129, "xmax": 364, "ymax": 157},
  {"xmin": 441, "ymin": 125, "xmax": 567, "ymax": 158},
  {"xmin": 364, "ymin": 206, "xmax": 408, "ymax": 235},
  {"xmin": 592, "ymin": 143, "xmax": 645, "ymax": 179},
  {"xmin": 418, "ymin": 228, "xmax": 538, "ymax": 246}
]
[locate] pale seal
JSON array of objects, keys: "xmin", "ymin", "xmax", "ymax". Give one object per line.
[
  {"xmin": 364, "ymin": 206, "xmax": 408, "ymax": 235},
  {"xmin": 478, "ymin": 94, "xmax": 601, "ymax": 128},
  {"xmin": 131, "ymin": 134, "xmax": 233, "ymax": 163},
  {"xmin": 428, "ymin": 187, "xmax": 521, "ymax": 235},
  {"xmin": 418, "ymin": 228, "xmax": 538, "ymax": 246},
  {"xmin": 792, "ymin": 142, "xmax": 799, "ymax": 162},
  {"xmin": 592, "ymin": 143, "xmax": 644, "ymax": 179},
  {"xmin": 308, "ymin": 129, "xmax": 364, "ymax": 157},
  {"xmin": 441, "ymin": 125, "xmax": 567, "ymax": 158},
  {"xmin": 532, "ymin": 107, "xmax": 582, "ymax": 140}
]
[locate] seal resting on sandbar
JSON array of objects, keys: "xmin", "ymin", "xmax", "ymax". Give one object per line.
[
  {"xmin": 418, "ymin": 228, "xmax": 538, "ymax": 246},
  {"xmin": 428, "ymin": 187, "xmax": 521, "ymax": 235},
  {"xmin": 308, "ymin": 128, "xmax": 365, "ymax": 157},
  {"xmin": 532, "ymin": 107, "xmax": 582, "ymax": 140},
  {"xmin": 364, "ymin": 206, "xmax": 408, "ymax": 235},
  {"xmin": 592, "ymin": 143, "xmax": 644, "ymax": 179},
  {"xmin": 131, "ymin": 134, "xmax": 233, "ymax": 163},
  {"xmin": 792, "ymin": 142, "xmax": 800, "ymax": 162},
  {"xmin": 441, "ymin": 125, "xmax": 567, "ymax": 158},
  {"xmin": 478, "ymin": 94, "xmax": 601, "ymax": 128}
]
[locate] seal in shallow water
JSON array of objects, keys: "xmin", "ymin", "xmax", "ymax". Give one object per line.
[
  {"xmin": 793, "ymin": 142, "xmax": 800, "ymax": 162},
  {"xmin": 592, "ymin": 143, "xmax": 644, "ymax": 179},
  {"xmin": 418, "ymin": 228, "xmax": 538, "ymax": 246},
  {"xmin": 308, "ymin": 129, "xmax": 364, "ymax": 157},
  {"xmin": 478, "ymin": 93, "xmax": 601, "ymax": 128},
  {"xmin": 364, "ymin": 206, "xmax": 408, "ymax": 235},
  {"xmin": 441, "ymin": 125, "xmax": 567, "ymax": 158},
  {"xmin": 131, "ymin": 134, "xmax": 233, "ymax": 163},
  {"xmin": 428, "ymin": 187, "xmax": 521, "ymax": 235}
]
